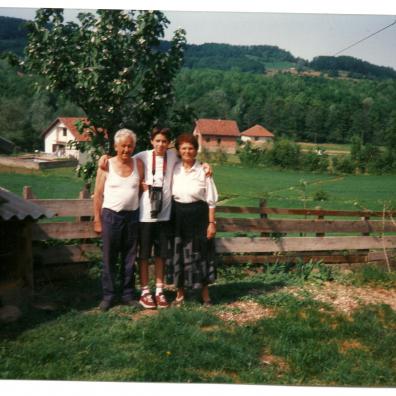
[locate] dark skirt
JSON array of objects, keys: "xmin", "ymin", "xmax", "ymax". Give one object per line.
[{"xmin": 166, "ymin": 200, "xmax": 216, "ymax": 289}]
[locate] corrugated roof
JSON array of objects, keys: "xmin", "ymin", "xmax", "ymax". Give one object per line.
[
  {"xmin": 0, "ymin": 187, "xmax": 54, "ymax": 221},
  {"xmin": 241, "ymin": 124, "xmax": 274, "ymax": 138},
  {"xmin": 195, "ymin": 119, "xmax": 240, "ymax": 136},
  {"xmin": 0, "ymin": 136, "xmax": 16, "ymax": 154}
]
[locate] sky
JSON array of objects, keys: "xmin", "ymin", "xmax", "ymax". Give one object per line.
[{"xmin": 1, "ymin": 1, "xmax": 396, "ymax": 69}]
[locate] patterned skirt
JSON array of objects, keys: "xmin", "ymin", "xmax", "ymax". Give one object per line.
[{"xmin": 166, "ymin": 200, "xmax": 216, "ymax": 289}]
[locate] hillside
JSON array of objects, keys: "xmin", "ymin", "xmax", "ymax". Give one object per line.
[
  {"xmin": 1, "ymin": 15, "xmax": 395, "ymax": 79},
  {"xmin": 0, "ymin": 16, "xmax": 27, "ymax": 56}
]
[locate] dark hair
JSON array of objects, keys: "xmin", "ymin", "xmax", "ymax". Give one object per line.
[
  {"xmin": 150, "ymin": 126, "xmax": 171, "ymax": 142},
  {"xmin": 175, "ymin": 133, "xmax": 199, "ymax": 151}
]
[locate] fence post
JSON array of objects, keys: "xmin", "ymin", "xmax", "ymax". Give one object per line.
[
  {"xmin": 78, "ymin": 186, "xmax": 91, "ymax": 222},
  {"xmin": 23, "ymin": 186, "xmax": 33, "ymax": 200},
  {"xmin": 362, "ymin": 215, "xmax": 370, "ymax": 236},
  {"xmin": 259, "ymin": 199, "xmax": 269, "ymax": 237},
  {"xmin": 316, "ymin": 214, "xmax": 325, "ymax": 237}
]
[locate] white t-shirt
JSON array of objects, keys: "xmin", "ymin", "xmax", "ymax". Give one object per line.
[
  {"xmin": 134, "ymin": 149, "xmax": 179, "ymax": 222},
  {"xmin": 102, "ymin": 158, "xmax": 140, "ymax": 212},
  {"xmin": 172, "ymin": 161, "xmax": 218, "ymax": 208}
]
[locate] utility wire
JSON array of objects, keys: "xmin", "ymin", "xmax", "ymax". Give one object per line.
[{"xmin": 333, "ymin": 19, "xmax": 396, "ymax": 56}]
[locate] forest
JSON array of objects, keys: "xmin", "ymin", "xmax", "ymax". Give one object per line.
[{"xmin": 0, "ymin": 15, "xmax": 396, "ymax": 154}]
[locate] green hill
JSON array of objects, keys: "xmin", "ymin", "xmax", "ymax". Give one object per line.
[
  {"xmin": 3, "ymin": 15, "xmax": 395, "ymax": 79},
  {"xmin": 0, "ymin": 16, "xmax": 28, "ymax": 56}
]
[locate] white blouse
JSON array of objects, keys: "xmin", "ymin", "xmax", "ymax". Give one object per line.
[{"xmin": 172, "ymin": 161, "xmax": 218, "ymax": 208}]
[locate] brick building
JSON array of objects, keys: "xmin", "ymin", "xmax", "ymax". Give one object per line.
[{"xmin": 193, "ymin": 119, "xmax": 240, "ymax": 154}]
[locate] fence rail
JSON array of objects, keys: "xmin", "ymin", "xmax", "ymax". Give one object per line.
[{"xmin": 24, "ymin": 187, "xmax": 396, "ymax": 279}]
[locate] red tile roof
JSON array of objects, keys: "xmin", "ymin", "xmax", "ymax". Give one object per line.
[
  {"xmin": 241, "ymin": 124, "xmax": 274, "ymax": 138},
  {"xmin": 194, "ymin": 119, "xmax": 240, "ymax": 136},
  {"xmin": 42, "ymin": 117, "xmax": 107, "ymax": 141}
]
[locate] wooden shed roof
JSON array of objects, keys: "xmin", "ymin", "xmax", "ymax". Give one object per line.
[{"xmin": 0, "ymin": 187, "xmax": 54, "ymax": 221}]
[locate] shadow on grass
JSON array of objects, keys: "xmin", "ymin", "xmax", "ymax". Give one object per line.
[
  {"xmin": 0, "ymin": 276, "xmax": 102, "ymax": 340},
  {"xmin": 210, "ymin": 278, "xmax": 287, "ymax": 305}
]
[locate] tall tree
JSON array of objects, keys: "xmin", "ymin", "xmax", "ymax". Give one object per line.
[{"xmin": 12, "ymin": 8, "xmax": 186, "ymax": 186}]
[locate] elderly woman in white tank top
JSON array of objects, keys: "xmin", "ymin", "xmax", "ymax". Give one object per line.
[{"xmin": 93, "ymin": 129, "xmax": 144, "ymax": 312}]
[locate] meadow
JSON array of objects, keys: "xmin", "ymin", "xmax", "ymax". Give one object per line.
[
  {"xmin": 1, "ymin": 163, "xmax": 396, "ymax": 212},
  {"xmin": 1, "ymin": 163, "xmax": 396, "ymax": 386}
]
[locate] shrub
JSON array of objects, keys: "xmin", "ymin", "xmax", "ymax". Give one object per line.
[
  {"xmin": 301, "ymin": 149, "xmax": 329, "ymax": 172},
  {"xmin": 332, "ymin": 155, "xmax": 355, "ymax": 174},
  {"xmin": 313, "ymin": 190, "xmax": 330, "ymax": 201},
  {"xmin": 267, "ymin": 139, "xmax": 301, "ymax": 169},
  {"xmin": 237, "ymin": 141, "xmax": 266, "ymax": 166}
]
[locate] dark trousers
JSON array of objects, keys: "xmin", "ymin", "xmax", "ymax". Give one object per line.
[{"xmin": 101, "ymin": 207, "xmax": 139, "ymax": 302}]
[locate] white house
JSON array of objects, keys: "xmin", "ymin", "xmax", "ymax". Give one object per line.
[
  {"xmin": 42, "ymin": 117, "xmax": 94, "ymax": 163},
  {"xmin": 240, "ymin": 124, "xmax": 274, "ymax": 144}
]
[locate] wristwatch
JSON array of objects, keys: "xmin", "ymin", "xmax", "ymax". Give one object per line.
[{"xmin": 209, "ymin": 221, "xmax": 217, "ymax": 225}]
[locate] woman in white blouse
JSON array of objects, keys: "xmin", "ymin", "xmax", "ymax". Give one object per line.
[{"xmin": 168, "ymin": 133, "xmax": 218, "ymax": 306}]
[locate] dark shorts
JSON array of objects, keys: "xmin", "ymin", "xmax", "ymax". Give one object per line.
[{"xmin": 139, "ymin": 221, "xmax": 173, "ymax": 260}]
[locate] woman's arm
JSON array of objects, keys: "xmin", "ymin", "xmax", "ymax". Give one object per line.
[
  {"xmin": 207, "ymin": 207, "xmax": 216, "ymax": 239},
  {"xmin": 205, "ymin": 176, "xmax": 218, "ymax": 239}
]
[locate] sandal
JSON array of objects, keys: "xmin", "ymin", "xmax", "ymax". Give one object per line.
[{"xmin": 172, "ymin": 296, "xmax": 185, "ymax": 307}]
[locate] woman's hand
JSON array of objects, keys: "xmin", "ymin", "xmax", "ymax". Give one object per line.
[
  {"xmin": 202, "ymin": 162, "xmax": 213, "ymax": 177},
  {"xmin": 207, "ymin": 222, "xmax": 216, "ymax": 239}
]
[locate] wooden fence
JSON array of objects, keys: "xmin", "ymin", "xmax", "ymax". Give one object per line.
[{"xmin": 24, "ymin": 187, "xmax": 396, "ymax": 280}]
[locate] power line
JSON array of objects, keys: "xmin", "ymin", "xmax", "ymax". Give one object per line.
[{"xmin": 333, "ymin": 19, "xmax": 396, "ymax": 56}]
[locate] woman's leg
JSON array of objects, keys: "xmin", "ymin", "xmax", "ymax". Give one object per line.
[{"xmin": 201, "ymin": 285, "xmax": 211, "ymax": 304}]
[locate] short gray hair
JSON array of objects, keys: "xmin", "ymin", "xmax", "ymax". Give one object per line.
[{"xmin": 114, "ymin": 128, "xmax": 137, "ymax": 145}]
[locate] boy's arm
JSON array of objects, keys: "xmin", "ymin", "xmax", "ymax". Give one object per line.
[{"xmin": 98, "ymin": 154, "xmax": 111, "ymax": 171}]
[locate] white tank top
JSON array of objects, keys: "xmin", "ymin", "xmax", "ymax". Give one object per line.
[{"xmin": 102, "ymin": 158, "xmax": 140, "ymax": 212}]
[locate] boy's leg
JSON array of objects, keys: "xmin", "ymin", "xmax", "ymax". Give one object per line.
[
  {"xmin": 138, "ymin": 222, "xmax": 156, "ymax": 309},
  {"xmin": 153, "ymin": 221, "xmax": 172, "ymax": 308}
]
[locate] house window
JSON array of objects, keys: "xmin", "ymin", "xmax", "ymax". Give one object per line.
[
  {"xmin": 206, "ymin": 137, "xmax": 210, "ymax": 143},
  {"xmin": 217, "ymin": 138, "xmax": 221, "ymax": 144},
  {"xmin": 254, "ymin": 137, "xmax": 259, "ymax": 141},
  {"xmin": 62, "ymin": 128, "xmax": 67, "ymax": 137}
]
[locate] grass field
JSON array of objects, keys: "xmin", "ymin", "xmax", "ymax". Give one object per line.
[
  {"xmin": 1, "ymin": 164, "xmax": 396, "ymax": 386},
  {"xmin": 1, "ymin": 164, "xmax": 396, "ymax": 212}
]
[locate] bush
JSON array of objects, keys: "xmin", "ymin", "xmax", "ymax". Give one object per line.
[
  {"xmin": 267, "ymin": 139, "xmax": 300, "ymax": 169},
  {"xmin": 313, "ymin": 190, "xmax": 330, "ymax": 201},
  {"xmin": 332, "ymin": 155, "xmax": 355, "ymax": 174},
  {"xmin": 212, "ymin": 149, "xmax": 228, "ymax": 165},
  {"xmin": 237, "ymin": 141, "xmax": 266, "ymax": 166},
  {"xmin": 301, "ymin": 149, "xmax": 329, "ymax": 172}
]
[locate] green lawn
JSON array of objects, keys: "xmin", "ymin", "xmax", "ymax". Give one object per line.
[
  {"xmin": 1, "ymin": 164, "xmax": 396, "ymax": 212},
  {"xmin": 1, "ymin": 265, "xmax": 395, "ymax": 385}
]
